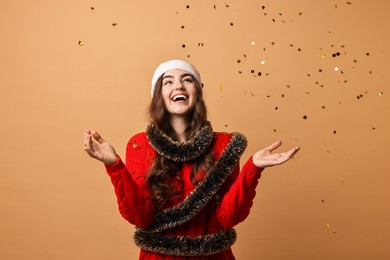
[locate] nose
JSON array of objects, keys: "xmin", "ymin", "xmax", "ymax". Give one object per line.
[{"xmin": 174, "ymin": 80, "xmax": 185, "ymax": 90}]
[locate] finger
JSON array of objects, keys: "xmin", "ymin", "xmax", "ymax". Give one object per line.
[
  {"xmin": 278, "ymin": 147, "xmax": 300, "ymax": 163},
  {"xmin": 91, "ymin": 130, "xmax": 105, "ymax": 144},
  {"xmin": 266, "ymin": 140, "xmax": 282, "ymax": 152},
  {"xmin": 84, "ymin": 128, "xmax": 91, "ymax": 147}
]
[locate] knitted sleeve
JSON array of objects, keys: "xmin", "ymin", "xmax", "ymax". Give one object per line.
[
  {"xmin": 105, "ymin": 133, "xmax": 155, "ymax": 228},
  {"xmin": 216, "ymin": 154, "xmax": 264, "ymax": 228}
]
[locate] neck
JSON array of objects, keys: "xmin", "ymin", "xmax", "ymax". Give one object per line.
[{"xmin": 169, "ymin": 116, "xmax": 188, "ymax": 142}]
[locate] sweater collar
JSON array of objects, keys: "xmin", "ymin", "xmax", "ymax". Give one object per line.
[{"xmin": 146, "ymin": 122, "xmax": 214, "ymax": 162}]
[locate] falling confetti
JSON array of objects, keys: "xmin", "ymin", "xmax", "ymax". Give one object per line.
[
  {"xmin": 379, "ymin": 92, "xmax": 383, "ymax": 96},
  {"xmin": 251, "ymin": 41, "xmax": 256, "ymax": 46},
  {"xmin": 112, "ymin": 23, "xmax": 117, "ymax": 26},
  {"xmin": 326, "ymin": 224, "xmax": 331, "ymax": 228},
  {"xmin": 90, "ymin": 7, "xmax": 95, "ymax": 10},
  {"xmin": 182, "ymin": 44, "xmax": 186, "ymax": 48},
  {"xmin": 260, "ymin": 60, "xmax": 266, "ymax": 65},
  {"xmin": 78, "ymin": 40, "xmax": 84, "ymax": 46},
  {"xmin": 236, "ymin": 59, "xmax": 241, "ymax": 63},
  {"xmin": 334, "ymin": 67, "xmax": 339, "ymax": 71},
  {"xmin": 186, "ymin": 5, "xmax": 190, "ymax": 9},
  {"xmin": 219, "ymin": 84, "xmax": 223, "ymax": 92},
  {"xmin": 332, "ymin": 52, "xmax": 341, "ymax": 57},
  {"xmin": 303, "ymin": 115, "xmax": 307, "ymax": 120}
]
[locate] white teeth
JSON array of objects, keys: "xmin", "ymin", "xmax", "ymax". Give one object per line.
[{"xmin": 172, "ymin": 95, "xmax": 188, "ymax": 101}]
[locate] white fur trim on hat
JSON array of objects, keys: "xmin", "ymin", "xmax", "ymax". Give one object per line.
[{"xmin": 151, "ymin": 60, "xmax": 201, "ymax": 96}]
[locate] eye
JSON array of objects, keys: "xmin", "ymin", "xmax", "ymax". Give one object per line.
[
  {"xmin": 183, "ymin": 77, "xmax": 193, "ymax": 84},
  {"xmin": 163, "ymin": 80, "xmax": 173, "ymax": 86}
]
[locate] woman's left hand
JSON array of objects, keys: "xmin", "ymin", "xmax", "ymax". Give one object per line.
[{"xmin": 252, "ymin": 140, "xmax": 300, "ymax": 168}]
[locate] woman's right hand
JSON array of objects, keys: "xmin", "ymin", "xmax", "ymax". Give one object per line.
[{"xmin": 83, "ymin": 129, "xmax": 118, "ymax": 165}]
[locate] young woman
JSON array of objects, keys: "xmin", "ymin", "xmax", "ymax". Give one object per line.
[{"xmin": 84, "ymin": 60, "xmax": 300, "ymax": 259}]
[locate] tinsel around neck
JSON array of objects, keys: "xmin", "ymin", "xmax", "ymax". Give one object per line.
[{"xmin": 146, "ymin": 122, "xmax": 214, "ymax": 162}]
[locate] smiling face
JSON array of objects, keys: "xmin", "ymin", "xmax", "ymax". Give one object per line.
[{"xmin": 161, "ymin": 69, "xmax": 198, "ymax": 118}]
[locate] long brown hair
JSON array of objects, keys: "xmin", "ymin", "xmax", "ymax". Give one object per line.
[{"xmin": 146, "ymin": 75, "xmax": 215, "ymax": 211}]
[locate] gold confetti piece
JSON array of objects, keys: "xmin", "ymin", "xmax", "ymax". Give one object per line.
[
  {"xmin": 366, "ymin": 52, "xmax": 370, "ymax": 56},
  {"xmin": 321, "ymin": 54, "xmax": 326, "ymax": 59},
  {"xmin": 321, "ymin": 200, "xmax": 325, "ymax": 203},
  {"xmin": 322, "ymin": 106, "xmax": 326, "ymax": 109},
  {"xmin": 91, "ymin": 7, "xmax": 95, "ymax": 10},
  {"xmin": 230, "ymin": 22, "xmax": 234, "ymax": 26},
  {"xmin": 78, "ymin": 40, "xmax": 84, "ymax": 46},
  {"xmin": 261, "ymin": 60, "xmax": 266, "ymax": 65},
  {"xmin": 333, "ymin": 130, "xmax": 337, "ymax": 134},
  {"xmin": 224, "ymin": 124, "xmax": 228, "ymax": 127},
  {"xmin": 326, "ymin": 224, "xmax": 331, "ymax": 228},
  {"xmin": 182, "ymin": 44, "xmax": 186, "ymax": 48},
  {"xmin": 181, "ymin": 25, "xmax": 185, "ymax": 29},
  {"xmin": 379, "ymin": 92, "xmax": 383, "ymax": 96},
  {"xmin": 346, "ymin": 2, "xmax": 352, "ymax": 4},
  {"xmin": 258, "ymin": 72, "xmax": 262, "ymax": 76},
  {"xmin": 273, "ymin": 129, "xmax": 277, "ymax": 132},
  {"xmin": 186, "ymin": 5, "xmax": 190, "ymax": 8},
  {"xmin": 214, "ymin": 4, "xmax": 216, "ymax": 9},
  {"xmin": 251, "ymin": 41, "xmax": 256, "ymax": 46},
  {"xmin": 236, "ymin": 59, "xmax": 241, "ymax": 63},
  {"xmin": 372, "ymin": 127, "xmax": 376, "ymax": 130},
  {"xmin": 250, "ymin": 92, "xmax": 255, "ymax": 97},
  {"xmin": 334, "ymin": 67, "xmax": 339, "ymax": 71},
  {"xmin": 303, "ymin": 115, "xmax": 307, "ymax": 120},
  {"xmin": 112, "ymin": 23, "xmax": 117, "ymax": 26},
  {"xmin": 198, "ymin": 43, "xmax": 204, "ymax": 46},
  {"xmin": 298, "ymin": 48, "xmax": 301, "ymax": 51},
  {"xmin": 219, "ymin": 84, "xmax": 223, "ymax": 92},
  {"xmin": 262, "ymin": 5, "xmax": 265, "ymax": 9}
]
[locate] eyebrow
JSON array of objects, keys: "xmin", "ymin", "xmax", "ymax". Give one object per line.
[{"xmin": 162, "ymin": 73, "xmax": 193, "ymax": 80}]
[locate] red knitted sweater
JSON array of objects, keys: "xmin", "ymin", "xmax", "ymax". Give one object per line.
[{"xmin": 105, "ymin": 132, "xmax": 263, "ymax": 259}]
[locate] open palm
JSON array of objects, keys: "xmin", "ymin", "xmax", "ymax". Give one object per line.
[{"xmin": 252, "ymin": 141, "xmax": 300, "ymax": 168}]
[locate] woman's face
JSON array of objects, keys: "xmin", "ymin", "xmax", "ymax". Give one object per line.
[{"xmin": 161, "ymin": 69, "xmax": 197, "ymax": 118}]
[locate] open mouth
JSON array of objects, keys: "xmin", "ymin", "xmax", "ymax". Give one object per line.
[{"xmin": 171, "ymin": 94, "xmax": 188, "ymax": 102}]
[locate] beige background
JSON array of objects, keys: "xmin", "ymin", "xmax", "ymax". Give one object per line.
[{"xmin": 1, "ymin": 0, "xmax": 389, "ymax": 259}]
